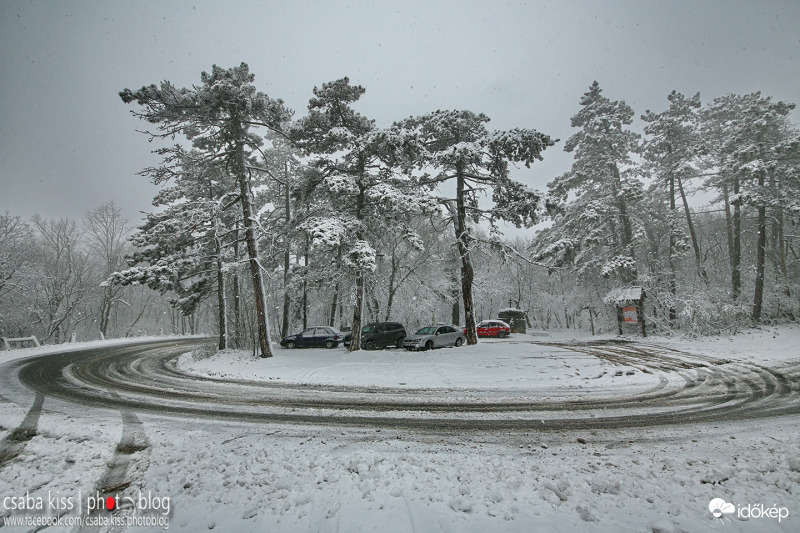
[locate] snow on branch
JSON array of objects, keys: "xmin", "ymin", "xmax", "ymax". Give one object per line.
[
  {"xmin": 345, "ymin": 240, "xmax": 377, "ymax": 272},
  {"xmin": 299, "ymin": 217, "xmax": 352, "ymax": 247}
]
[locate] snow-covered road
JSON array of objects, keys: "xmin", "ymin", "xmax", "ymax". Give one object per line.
[
  {"xmin": 1, "ymin": 329, "xmax": 798, "ymax": 532},
  {"xmin": 8, "ymin": 336, "xmax": 797, "ymax": 430}
]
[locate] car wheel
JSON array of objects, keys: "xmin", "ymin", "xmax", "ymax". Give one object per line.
[
  {"xmin": 365, "ymin": 340, "xmax": 376, "ymax": 350},
  {"xmin": 425, "ymin": 340, "xmax": 434, "ymax": 351},
  {"xmin": 455, "ymin": 337, "xmax": 463, "ymax": 347},
  {"xmin": 286, "ymin": 341, "xmax": 296, "ymax": 349},
  {"xmin": 395, "ymin": 336, "xmax": 404, "ymax": 348},
  {"xmin": 325, "ymin": 340, "xmax": 336, "ymax": 349}
]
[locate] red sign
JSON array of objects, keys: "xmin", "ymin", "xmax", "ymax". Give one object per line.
[{"xmin": 622, "ymin": 307, "xmax": 638, "ymax": 323}]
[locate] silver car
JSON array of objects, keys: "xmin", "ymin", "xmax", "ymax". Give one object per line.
[{"xmin": 403, "ymin": 324, "xmax": 466, "ymax": 351}]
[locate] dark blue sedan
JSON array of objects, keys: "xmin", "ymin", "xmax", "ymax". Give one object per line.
[{"xmin": 280, "ymin": 326, "xmax": 342, "ymax": 349}]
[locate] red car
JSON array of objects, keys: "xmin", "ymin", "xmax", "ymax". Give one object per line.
[{"xmin": 466, "ymin": 320, "xmax": 511, "ymax": 338}]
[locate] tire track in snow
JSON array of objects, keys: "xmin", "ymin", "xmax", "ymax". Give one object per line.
[
  {"xmin": 0, "ymin": 391, "xmax": 44, "ymax": 467},
  {"xmin": 77, "ymin": 390, "xmax": 150, "ymax": 533},
  {"xmin": 3, "ymin": 338, "xmax": 799, "ymax": 432}
]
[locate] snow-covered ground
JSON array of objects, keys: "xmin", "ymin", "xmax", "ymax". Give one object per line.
[
  {"xmin": 0, "ymin": 335, "xmax": 201, "ymax": 364},
  {"xmin": 177, "ymin": 332, "xmax": 656, "ymax": 392},
  {"xmin": 0, "ymin": 327, "xmax": 798, "ymax": 532},
  {"xmin": 177, "ymin": 325, "xmax": 800, "ymax": 389}
]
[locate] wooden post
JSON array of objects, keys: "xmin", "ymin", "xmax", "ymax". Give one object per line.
[{"xmin": 637, "ymin": 303, "xmax": 647, "ymax": 338}]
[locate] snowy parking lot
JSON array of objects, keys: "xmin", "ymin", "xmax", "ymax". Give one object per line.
[{"xmin": 178, "ymin": 334, "xmax": 657, "ymax": 391}]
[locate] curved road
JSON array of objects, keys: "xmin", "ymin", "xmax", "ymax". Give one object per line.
[{"xmin": 2, "ymin": 337, "xmax": 799, "ymax": 432}]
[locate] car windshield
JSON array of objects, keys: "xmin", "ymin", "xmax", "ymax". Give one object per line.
[
  {"xmin": 361, "ymin": 325, "xmax": 374, "ymax": 333},
  {"xmin": 416, "ymin": 327, "xmax": 436, "ymax": 335}
]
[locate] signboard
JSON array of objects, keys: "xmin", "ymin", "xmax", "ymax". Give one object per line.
[{"xmin": 607, "ymin": 286, "xmax": 646, "ymax": 337}]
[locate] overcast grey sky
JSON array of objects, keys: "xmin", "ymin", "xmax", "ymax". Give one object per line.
[{"xmin": 1, "ymin": 0, "xmax": 799, "ymax": 227}]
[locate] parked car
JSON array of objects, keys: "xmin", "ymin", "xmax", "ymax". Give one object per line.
[
  {"xmin": 404, "ymin": 324, "xmax": 466, "ymax": 351},
  {"xmin": 468, "ymin": 320, "xmax": 511, "ymax": 338},
  {"xmin": 280, "ymin": 326, "xmax": 342, "ymax": 349},
  {"xmin": 342, "ymin": 322, "xmax": 406, "ymax": 349}
]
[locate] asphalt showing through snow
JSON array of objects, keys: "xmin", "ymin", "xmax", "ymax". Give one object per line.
[{"xmin": 1, "ymin": 338, "xmax": 799, "ymax": 436}]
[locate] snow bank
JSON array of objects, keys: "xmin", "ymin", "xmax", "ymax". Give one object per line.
[{"xmin": 0, "ymin": 335, "xmax": 204, "ymax": 364}]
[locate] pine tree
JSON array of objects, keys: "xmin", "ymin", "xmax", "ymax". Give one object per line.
[
  {"xmin": 701, "ymin": 92, "xmax": 796, "ymax": 320},
  {"xmin": 290, "ymin": 78, "xmax": 431, "ymax": 350},
  {"xmin": 108, "ymin": 150, "xmax": 232, "ymax": 349},
  {"xmin": 641, "ymin": 91, "xmax": 705, "ymax": 322},
  {"xmin": 544, "ymin": 82, "xmax": 642, "ymax": 284},
  {"xmin": 120, "ymin": 63, "xmax": 291, "ymax": 357},
  {"xmin": 252, "ymin": 134, "xmax": 304, "ymax": 339},
  {"xmin": 395, "ymin": 110, "xmax": 555, "ymax": 344}
]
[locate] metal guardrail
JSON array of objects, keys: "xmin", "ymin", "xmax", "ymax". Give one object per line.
[{"xmin": 1, "ymin": 336, "xmax": 41, "ymax": 350}]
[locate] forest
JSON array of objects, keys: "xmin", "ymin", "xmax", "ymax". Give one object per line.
[{"xmin": 2, "ymin": 64, "xmax": 798, "ymax": 356}]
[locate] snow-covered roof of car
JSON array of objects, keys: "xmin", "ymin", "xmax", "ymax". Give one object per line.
[{"xmin": 479, "ymin": 320, "xmax": 511, "ymax": 328}]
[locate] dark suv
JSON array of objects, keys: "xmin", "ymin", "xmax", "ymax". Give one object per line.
[{"xmin": 342, "ymin": 322, "xmax": 406, "ymax": 349}]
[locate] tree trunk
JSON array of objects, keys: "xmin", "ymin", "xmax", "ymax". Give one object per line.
[
  {"xmin": 214, "ymin": 223, "xmax": 228, "ymax": 350},
  {"xmin": 723, "ymin": 183, "xmax": 735, "ymax": 274},
  {"xmin": 451, "ymin": 296, "xmax": 460, "ymax": 327},
  {"xmin": 209, "ymin": 180, "xmax": 227, "ymax": 351},
  {"xmin": 676, "ymin": 172, "xmax": 706, "ymax": 281},
  {"xmin": 281, "ymin": 163, "xmax": 292, "ymax": 339},
  {"xmin": 385, "ymin": 250, "xmax": 398, "ymax": 322},
  {"xmin": 100, "ymin": 288, "xmax": 112, "ymax": 338},
  {"xmin": 349, "ymin": 182, "xmax": 367, "ymax": 352},
  {"xmin": 667, "ymin": 168, "xmax": 677, "ymax": 324},
  {"xmin": 232, "ymin": 221, "xmax": 242, "ymax": 348},
  {"xmin": 732, "ymin": 174, "xmax": 742, "ymax": 302},
  {"xmin": 329, "ymin": 280, "xmax": 339, "ymax": 327},
  {"xmin": 338, "ymin": 295, "xmax": 345, "ymax": 330},
  {"xmin": 769, "ymin": 170, "xmax": 790, "ymax": 297},
  {"xmin": 778, "ymin": 211, "xmax": 789, "ymax": 295},
  {"xmin": 752, "ymin": 154, "xmax": 767, "ymax": 321},
  {"xmin": 367, "ymin": 280, "xmax": 380, "ymax": 323},
  {"xmin": 214, "ymin": 234, "xmax": 227, "ymax": 351},
  {"xmin": 329, "ymin": 246, "xmax": 342, "ymax": 327},
  {"xmin": 752, "ymin": 203, "xmax": 766, "ymax": 321},
  {"xmin": 611, "ymin": 164, "xmax": 634, "ymax": 250},
  {"xmin": 234, "ymin": 130, "xmax": 273, "ymax": 358},
  {"xmin": 456, "ymin": 160, "xmax": 478, "ymax": 345},
  {"xmin": 302, "ymin": 235, "xmax": 309, "ymax": 330},
  {"xmin": 350, "ymin": 273, "xmax": 364, "ymax": 351}
]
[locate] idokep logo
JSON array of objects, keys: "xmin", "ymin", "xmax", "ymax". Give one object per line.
[{"xmin": 708, "ymin": 497, "xmax": 789, "ymax": 524}]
